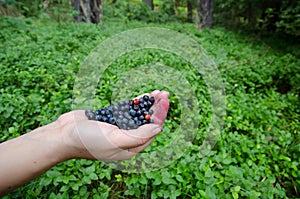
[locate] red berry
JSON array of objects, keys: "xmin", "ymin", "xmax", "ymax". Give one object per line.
[
  {"xmin": 133, "ymin": 98, "xmax": 139, "ymax": 105},
  {"xmin": 145, "ymin": 114, "xmax": 151, "ymax": 120}
]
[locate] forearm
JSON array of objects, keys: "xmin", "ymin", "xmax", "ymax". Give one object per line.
[{"xmin": 0, "ymin": 121, "xmax": 69, "ymax": 196}]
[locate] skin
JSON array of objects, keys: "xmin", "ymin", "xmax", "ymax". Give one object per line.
[{"xmin": 0, "ymin": 90, "xmax": 170, "ymax": 196}]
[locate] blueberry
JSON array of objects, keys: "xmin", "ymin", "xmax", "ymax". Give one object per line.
[
  {"xmin": 139, "ymin": 103, "xmax": 145, "ymax": 108},
  {"xmin": 100, "ymin": 110, "xmax": 106, "ymax": 115},
  {"xmin": 95, "ymin": 115, "xmax": 102, "ymax": 121},
  {"xmin": 122, "ymin": 118, "xmax": 128, "ymax": 124},
  {"xmin": 133, "ymin": 104, "xmax": 139, "ymax": 110},
  {"xmin": 120, "ymin": 123, "xmax": 127, "ymax": 130},
  {"xmin": 118, "ymin": 101, "xmax": 125, "ymax": 106},
  {"xmin": 129, "ymin": 109, "xmax": 136, "ymax": 117},
  {"xmin": 136, "ymin": 110, "xmax": 142, "ymax": 116},
  {"xmin": 112, "ymin": 105, "xmax": 118, "ymax": 111},
  {"xmin": 95, "ymin": 110, "xmax": 100, "ymax": 115},
  {"xmin": 107, "ymin": 106, "xmax": 113, "ymax": 112},
  {"xmin": 128, "ymin": 100, "xmax": 134, "ymax": 106},
  {"xmin": 143, "ymin": 95, "xmax": 149, "ymax": 101},
  {"xmin": 124, "ymin": 112, "xmax": 131, "ymax": 119},
  {"xmin": 141, "ymin": 108, "xmax": 146, "ymax": 114},
  {"xmin": 142, "ymin": 119, "xmax": 148, "ymax": 124},
  {"xmin": 139, "ymin": 115, "xmax": 144, "ymax": 120},
  {"xmin": 149, "ymin": 119, "xmax": 154, "ymax": 123},
  {"xmin": 149, "ymin": 96, "xmax": 155, "ymax": 103},
  {"xmin": 118, "ymin": 114, "xmax": 124, "ymax": 119},
  {"xmin": 109, "ymin": 117, "xmax": 116, "ymax": 125},
  {"xmin": 102, "ymin": 116, "xmax": 108, "ymax": 122},
  {"xmin": 147, "ymin": 101, "xmax": 153, "ymax": 107},
  {"xmin": 143, "ymin": 101, "xmax": 148, "ymax": 107},
  {"xmin": 120, "ymin": 105, "xmax": 127, "ymax": 111},
  {"xmin": 149, "ymin": 109, "xmax": 154, "ymax": 115},
  {"xmin": 85, "ymin": 110, "xmax": 95, "ymax": 120},
  {"xmin": 128, "ymin": 120, "xmax": 135, "ymax": 127},
  {"xmin": 116, "ymin": 119, "xmax": 122, "ymax": 125},
  {"xmin": 136, "ymin": 121, "xmax": 142, "ymax": 126},
  {"xmin": 133, "ymin": 117, "xmax": 139, "ymax": 122},
  {"xmin": 139, "ymin": 97, "xmax": 144, "ymax": 104}
]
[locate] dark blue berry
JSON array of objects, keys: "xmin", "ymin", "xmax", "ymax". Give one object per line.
[
  {"xmin": 141, "ymin": 108, "xmax": 146, "ymax": 114},
  {"xmin": 149, "ymin": 96, "xmax": 155, "ymax": 103},
  {"xmin": 122, "ymin": 118, "xmax": 128, "ymax": 124},
  {"xmin": 133, "ymin": 104, "xmax": 139, "ymax": 110},
  {"xmin": 139, "ymin": 115, "xmax": 144, "ymax": 120},
  {"xmin": 129, "ymin": 109, "xmax": 136, "ymax": 117},
  {"xmin": 128, "ymin": 100, "xmax": 133, "ymax": 106},
  {"xmin": 136, "ymin": 110, "xmax": 142, "ymax": 116},
  {"xmin": 139, "ymin": 97, "xmax": 144, "ymax": 103},
  {"xmin": 102, "ymin": 117, "xmax": 108, "ymax": 122},
  {"xmin": 124, "ymin": 112, "xmax": 131, "ymax": 119},
  {"xmin": 143, "ymin": 101, "xmax": 148, "ymax": 107},
  {"xmin": 85, "ymin": 110, "xmax": 96, "ymax": 120},
  {"xmin": 142, "ymin": 119, "xmax": 148, "ymax": 124},
  {"xmin": 109, "ymin": 117, "xmax": 116, "ymax": 125},
  {"xmin": 149, "ymin": 109, "xmax": 154, "ymax": 115},
  {"xmin": 96, "ymin": 115, "xmax": 102, "ymax": 121},
  {"xmin": 143, "ymin": 95, "xmax": 149, "ymax": 101},
  {"xmin": 128, "ymin": 120, "xmax": 135, "ymax": 127}
]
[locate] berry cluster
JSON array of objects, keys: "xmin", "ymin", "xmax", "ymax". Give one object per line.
[{"xmin": 85, "ymin": 95, "xmax": 155, "ymax": 130}]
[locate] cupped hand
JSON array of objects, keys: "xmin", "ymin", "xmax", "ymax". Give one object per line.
[{"xmin": 58, "ymin": 90, "xmax": 169, "ymax": 161}]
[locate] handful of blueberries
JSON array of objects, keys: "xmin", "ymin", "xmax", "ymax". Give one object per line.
[{"xmin": 85, "ymin": 95, "xmax": 155, "ymax": 130}]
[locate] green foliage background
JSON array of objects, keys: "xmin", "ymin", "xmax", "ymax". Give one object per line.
[{"xmin": 0, "ymin": 7, "xmax": 299, "ymax": 199}]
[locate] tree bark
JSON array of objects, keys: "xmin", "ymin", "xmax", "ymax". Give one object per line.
[
  {"xmin": 169, "ymin": 0, "xmax": 175, "ymax": 15},
  {"xmin": 72, "ymin": 0, "xmax": 102, "ymax": 24},
  {"xmin": 142, "ymin": 0, "xmax": 154, "ymax": 10},
  {"xmin": 187, "ymin": 0, "xmax": 193, "ymax": 22},
  {"xmin": 197, "ymin": 0, "xmax": 213, "ymax": 29}
]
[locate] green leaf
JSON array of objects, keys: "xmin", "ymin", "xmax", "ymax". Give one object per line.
[
  {"xmin": 175, "ymin": 175, "xmax": 184, "ymax": 182},
  {"xmin": 234, "ymin": 186, "xmax": 241, "ymax": 192},
  {"xmin": 89, "ymin": 173, "xmax": 98, "ymax": 180},
  {"xmin": 232, "ymin": 191, "xmax": 239, "ymax": 199},
  {"xmin": 79, "ymin": 186, "xmax": 88, "ymax": 196},
  {"xmin": 153, "ymin": 178, "xmax": 161, "ymax": 185}
]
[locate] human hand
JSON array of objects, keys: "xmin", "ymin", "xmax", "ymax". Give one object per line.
[{"xmin": 58, "ymin": 90, "xmax": 170, "ymax": 161}]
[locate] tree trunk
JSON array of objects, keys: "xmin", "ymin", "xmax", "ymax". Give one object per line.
[
  {"xmin": 169, "ymin": 0, "xmax": 175, "ymax": 15},
  {"xmin": 72, "ymin": 0, "xmax": 102, "ymax": 24},
  {"xmin": 197, "ymin": 0, "xmax": 213, "ymax": 29},
  {"xmin": 142, "ymin": 0, "xmax": 154, "ymax": 10},
  {"xmin": 187, "ymin": 0, "xmax": 193, "ymax": 22}
]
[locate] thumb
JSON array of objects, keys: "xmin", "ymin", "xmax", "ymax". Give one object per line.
[{"xmin": 116, "ymin": 124, "xmax": 162, "ymax": 149}]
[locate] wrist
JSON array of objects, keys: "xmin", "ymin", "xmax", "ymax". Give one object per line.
[{"xmin": 55, "ymin": 111, "xmax": 95, "ymax": 160}]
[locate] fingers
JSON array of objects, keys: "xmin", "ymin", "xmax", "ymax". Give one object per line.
[
  {"xmin": 151, "ymin": 91, "xmax": 170, "ymax": 125},
  {"xmin": 128, "ymin": 137, "xmax": 154, "ymax": 154},
  {"xmin": 113, "ymin": 124, "xmax": 162, "ymax": 149},
  {"xmin": 113, "ymin": 138, "xmax": 155, "ymax": 160}
]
